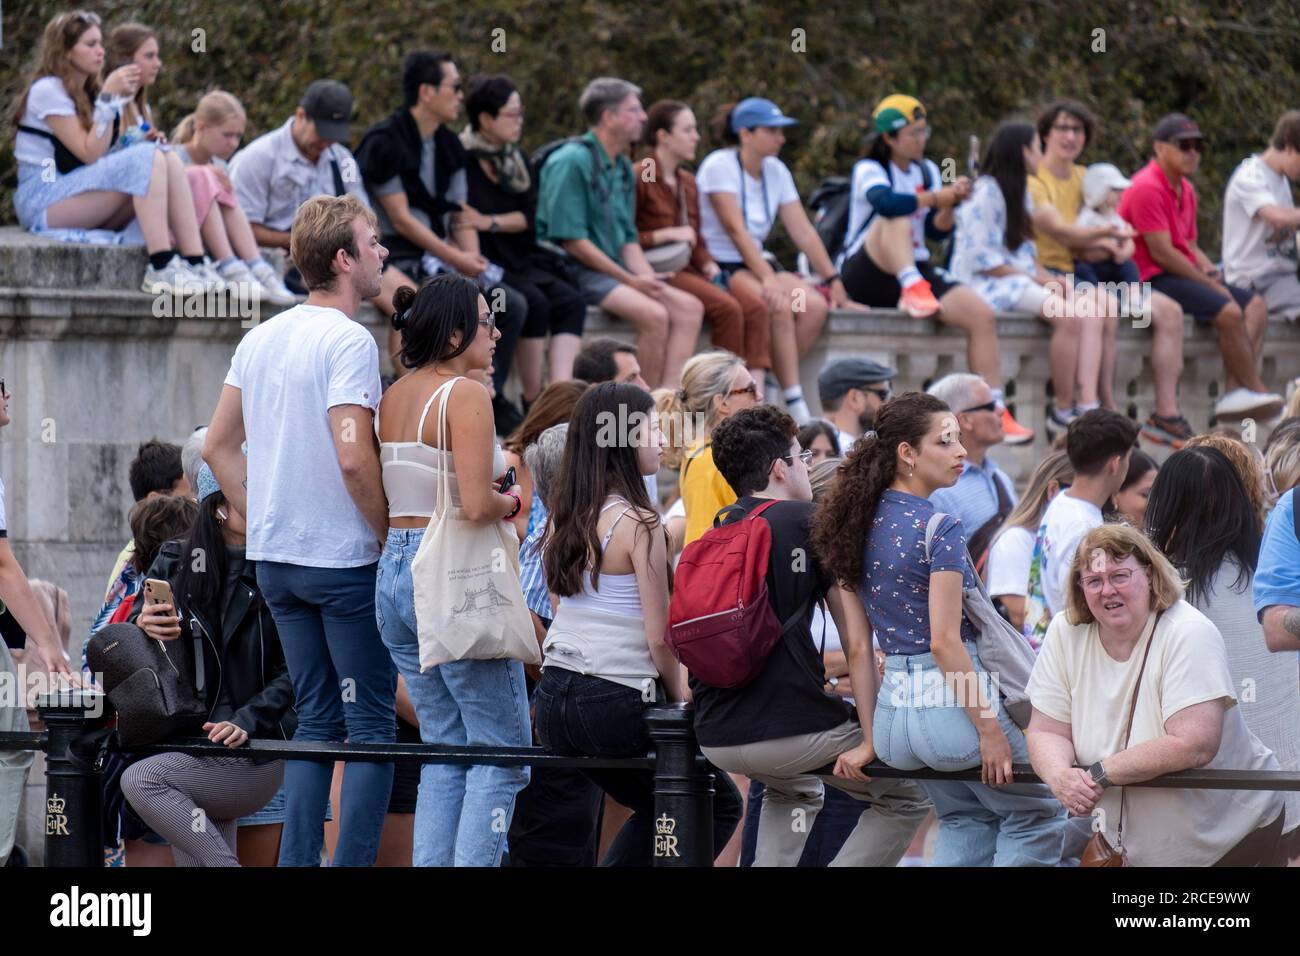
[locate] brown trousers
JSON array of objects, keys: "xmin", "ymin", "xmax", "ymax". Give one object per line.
[{"xmin": 670, "ymin": 269, "xmax": 772, "ymax": 370}]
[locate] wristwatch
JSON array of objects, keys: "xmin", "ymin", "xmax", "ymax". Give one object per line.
[
  {"xmin": 1087, "ymin": 760, "xmax": 1112, "ymax": 789},
  {"xmin": 489, "ymin": 215, "xmax": 500, "ymax": 234}
]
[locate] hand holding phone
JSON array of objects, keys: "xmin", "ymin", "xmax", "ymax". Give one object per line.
[{"xmin": 497, "ymin": 466, "xmax": 517, "ymax": 495}]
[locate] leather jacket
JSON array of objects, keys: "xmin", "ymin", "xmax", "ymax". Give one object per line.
[{"xmin": 129, "ymin": 539, "xmax": 296, "ymax": 740}]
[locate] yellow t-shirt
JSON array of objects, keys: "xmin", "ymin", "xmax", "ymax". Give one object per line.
[
  {"xmin": 680, "ymin": 440, "xmax": 736, "ymax": 547},
  {"xmin": 1028, "ymin": 164, "xmax": 1086, "ymax": 273}
]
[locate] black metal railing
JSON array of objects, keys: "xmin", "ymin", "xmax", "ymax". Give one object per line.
[{"xmin": 2, "ymin": 691, "xmax": 1298, "ymax": 867}]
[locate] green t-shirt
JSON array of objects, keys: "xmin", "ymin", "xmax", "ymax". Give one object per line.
[{"xmin": 534, "ymin": 132, "xmax": 637, "ymax": 265}]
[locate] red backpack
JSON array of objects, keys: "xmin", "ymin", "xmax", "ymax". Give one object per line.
[{"xmin": 666, "ymin": 500, "xmax": 812, "ymax": 688}]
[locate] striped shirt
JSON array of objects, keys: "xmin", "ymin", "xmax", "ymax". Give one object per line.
[{"xmin": 520, "ymin": 497, "xmax": 552, "ymax": 622}]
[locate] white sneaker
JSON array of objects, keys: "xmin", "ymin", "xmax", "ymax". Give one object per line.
[
  {"xmin": 1214, "ymin": 387, "xmax": 1284, "ymax": 420},
  {"xmin": 192, "ymin": 258, "xmax": 230, "ymax": 295},
  {"xmin": 216, "ymin": 260, "xmax": 263, "ymax": 302},
  {"xmin": 141, "ymin": 255, "xmax": 209, "ymax": 296},
  {"xmin": 250, "ymin": 261, "xmax": 299, "ymax": 307}
]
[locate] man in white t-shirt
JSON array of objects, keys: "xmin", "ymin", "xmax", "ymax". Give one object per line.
[
  {"xmin": 0, "ymin": 378, "xmax": 78, "ymax": 865},
  {"xmin": 204, "ymin": 194, "xmax": 396, "ymax": 867},
  {"xmin": 1029, "ymin": 410, "xmax": 1137, "ymax": 643},
  {"xmin": 1223, "ymin": 111, "xmax": 1300, "ymax": 321}
]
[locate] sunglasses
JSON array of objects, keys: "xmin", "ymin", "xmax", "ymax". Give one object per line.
[
  {"xmin": 960, "ymin": 400, "xmax": 1000, "ymax": 414},
  {"xmin": 728, "ymin": 382, "xmax": 758, "ymax": 399},
  {"xmin": 857, "ymin": 385, "xmax": 891, "ymax": 402},
  {"xmin": 441, "ymin": 81, "xmax": 463, "ymax": 94},
  {"xmin": 1176, "ymin": 138, "xmax": 1205, "ymax": 153},
  {"xmin": 66, "ymin": 10, "xmax": 102, "ymax": 26}
]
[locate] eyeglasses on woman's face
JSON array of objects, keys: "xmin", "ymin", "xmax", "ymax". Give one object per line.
[
  {"xmin": 1080, "ymin": 566, "xmax": 1146, "ymax": 593},
  {"xmin": 728, "ymin": 382, "xmax": 758, "ymax": 399}
]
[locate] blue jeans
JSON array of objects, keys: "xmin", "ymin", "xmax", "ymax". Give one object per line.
[
  {"xmin": 874, "ymin": 643, "xmax": 1064, "ymax": 866},
  {"xmin": 256, "ymin": 560, "xmax": 396, "ymax": 867},
  {"xmin": 377, "ymin": 528, "xmax": 531, "ymax": 867}
]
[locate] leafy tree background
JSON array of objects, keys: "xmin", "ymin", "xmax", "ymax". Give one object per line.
[{"xmin": 4, "ymin": 0, "xmax": 1298, "ymax": 255}]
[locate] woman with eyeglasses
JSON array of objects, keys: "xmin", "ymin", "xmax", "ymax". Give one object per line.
[
  {"xmin": 1144, "ymin": 446, "xmax": 1300, "ymax": 858},
  {"xmin": 660, "ymin": 350, "xmax": 760, "ymax": 546},
  {"xmin": 950, "ymin": 121, "xmax": 1112, "ymax": 436},
  {"xmin": 460, "ymin": 74, "xmax": 587, "ymax": 406},
  {"xmin": 13, "ymin": 12, "xmax": 221, "ymax": 295},
  {"xmin": 812, "ymin": 392, "xmax": 1065, "ymax": 866},
  {"xmin": 987, "ymin": 451, "xmax": 1075, "ymax": 632},
  {"xmin": 839, "ymin": 95, "xmax": 1032, "ymax": 444},
  {"xmin": 1025, "ymin": 523, "xmax": 1286, "ymax": 866},
  {"xmin": 374, "ymin": 276, "xmax": 531, "ymax": 867}
]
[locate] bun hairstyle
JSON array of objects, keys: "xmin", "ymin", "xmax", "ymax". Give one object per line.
[
  {"xmin": 811, "ymin": 391, "xmax": 950, "ymax": 587},
  {"xmin": 390, "ymin": 275, "xmax": 483, "ymax": 370}
]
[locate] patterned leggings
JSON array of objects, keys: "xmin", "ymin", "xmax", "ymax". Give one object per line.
[{"xmin": 122, "ymin": 753, "xmax": 283, "ymax": 866}]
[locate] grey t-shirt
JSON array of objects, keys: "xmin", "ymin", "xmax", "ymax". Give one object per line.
[{"xmin": 370, "ymin": 136, "xmax": 467, "ymax": 242}]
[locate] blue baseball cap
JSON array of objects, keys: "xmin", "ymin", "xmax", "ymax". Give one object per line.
[{"xmin": 730, "ymin": 97, "xmax": 799, "ymax": 133}]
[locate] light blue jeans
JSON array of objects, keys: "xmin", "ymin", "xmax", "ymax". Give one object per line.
[
  {"xmin": 377, "ymin": 528, "xmax": 531, "ymax": 867},
  {"xmin": 875, "ymin": 643, "xmax": 1065, "ymax": 866}
]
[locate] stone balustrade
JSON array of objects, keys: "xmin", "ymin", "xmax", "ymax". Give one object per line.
[{"xmin": 3, "ymin": 226, "xmax": 1299, "ymax": 630}]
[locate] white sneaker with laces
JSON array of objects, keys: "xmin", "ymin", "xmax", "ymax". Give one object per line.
[
  {"xmin": 192, "ymin": 259, "xmax": 230, "ymax": 295},
  {"xmin": 250, "ymin": 261, "xmax": 299, "ymax": 306}
]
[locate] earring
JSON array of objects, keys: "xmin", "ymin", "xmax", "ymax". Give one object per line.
[{"xmin": 908, "ymin": 462, "xmax": 915, "ymax": 478}]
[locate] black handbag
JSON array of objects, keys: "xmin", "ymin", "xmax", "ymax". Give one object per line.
[{"xmin": 86, "ymin": 623, "xmax": 208, "ymax": 748}]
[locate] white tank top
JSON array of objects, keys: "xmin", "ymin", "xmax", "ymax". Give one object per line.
[
  {"xmin": 543, "ymin": 497, "xmax": 658, "ymax": 693},
  {"xmin": 378, "ymin": 377, "xmax": 507, "ymax": 518}
]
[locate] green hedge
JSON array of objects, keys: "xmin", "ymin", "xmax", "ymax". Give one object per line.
[{"xmin": 4, "ymin": 0, "xmax": 1297, "ymax": 255}]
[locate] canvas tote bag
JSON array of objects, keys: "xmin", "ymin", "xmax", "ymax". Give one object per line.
[{"xmin": 410, "ymin": 377, "xmax": 541, "ymax": 670}]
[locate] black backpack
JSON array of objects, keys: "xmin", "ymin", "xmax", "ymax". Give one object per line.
[
  {"xmin": 86, "ymin": 622, "xmax": 207, "ymax": 747},
  {"xmin": 809, "ymin": 176, "xmax": 852, "ymax": 264}
]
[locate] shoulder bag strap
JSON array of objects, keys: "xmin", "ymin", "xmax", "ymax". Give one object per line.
[
  {"xmin": 433, "ymin": 377, "xmax": 463, "ymax": 519},
  {"xmin": 1115, "ymin": 610, "xmax": 1162, "ymax": 842}
]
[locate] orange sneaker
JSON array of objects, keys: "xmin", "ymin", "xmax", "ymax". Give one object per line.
[
  {"xmin": 898, "ymin": 279, "xmax": 942, "ymax": 319},
  {"xmin": 1001, "ymin": 406, "xmax": 1034, "ymax": 445}
]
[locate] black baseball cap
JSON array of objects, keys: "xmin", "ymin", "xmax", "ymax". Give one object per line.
[
  {"xmin": 818, "ymin": 357, "xmax": 896, "ymax": 405},
  {"xmin": 301, "ymin": 80, "xmax": 353, "ymax": 142},
  {"xmin": 1153, "ymin": 113, "xmax": 1203, "ymax": 144}
]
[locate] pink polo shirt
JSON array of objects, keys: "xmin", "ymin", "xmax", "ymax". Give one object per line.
[{"xmin": 1119, "ymin": 158, "xmax": 1199, "ymax": 281}]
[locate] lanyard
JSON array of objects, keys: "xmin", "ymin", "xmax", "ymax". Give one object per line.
[{"xmin": 736, "ymin": 150, "xmax": 771, "ymax": 233}]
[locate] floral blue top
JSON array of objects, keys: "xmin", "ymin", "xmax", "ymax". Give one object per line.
[
  {"xmin": 859, "ymin": 489, "xmax": 979, "ymax": 655},
  {"xmin": 949, "ymin": 174, "xmax": 1040, "ymax": 312}
]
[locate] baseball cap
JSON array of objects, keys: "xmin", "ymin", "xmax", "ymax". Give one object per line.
[
  {"xmin": 818, "ymin": 357, "xmax": 897, "ymax": 405},
  {"xmin": 730, "ymin": 97, "xmax": 799, "ymax": 133},
  {"xmin": 1082, "ymin": 163, "xmax": 1132, "ymax": 210},
  {"xmin": 1153, "ymin": 113, "xmax": 1203, "ymax": 144},
  {"xmin": 873, "ymin": 94, "xmax": 926, "ymax": 134},
  {"xmin": 301, "ymin": 80, "xmax": 354, "ymax": 142}
]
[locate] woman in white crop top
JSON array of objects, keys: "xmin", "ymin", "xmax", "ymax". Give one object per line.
[
  {"xmin": 534, "ymin": 382, "xmax": 742, "ymax": 865},
  {"xmin": 374, "ymin": 276, "xmax": 530, "ymax": 868}
]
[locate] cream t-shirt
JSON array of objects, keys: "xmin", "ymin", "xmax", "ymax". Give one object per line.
[{"xmin": 1028, "ymin": 600, "xmax": 1283, "ymax": 867}]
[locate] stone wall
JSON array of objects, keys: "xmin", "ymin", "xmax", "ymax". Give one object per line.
[{"xmin": 4, "ymin": 227, "xmax": 1300, "ymax": 637}]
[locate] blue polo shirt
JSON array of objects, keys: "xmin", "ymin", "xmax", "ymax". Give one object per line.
[
  {"xmin": 930, "ymin": 456, "xmax": 1018, "ymax": 537},
  {"xmin": 1254, "ymin": 489, "xmax": 1300, "ymax": 620}
]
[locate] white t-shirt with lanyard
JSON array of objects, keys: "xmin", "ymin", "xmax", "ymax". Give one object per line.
[
  {"xmin": 842, "ymin": 157, "xmax": 942, "ymax": 268},
  {"xmin": 696, "ymin": 147, "xmax": 800, "ymax": 264}
]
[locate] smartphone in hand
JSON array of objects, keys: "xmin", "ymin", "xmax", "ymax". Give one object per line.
[{"xmin": 498, "ymin": 466, "xmax": 517, "ymax": 494}]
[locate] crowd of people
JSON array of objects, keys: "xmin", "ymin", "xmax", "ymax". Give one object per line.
[{"xmin": 2, "ymin": 10, "xmax": 1299, "ymax": 868}]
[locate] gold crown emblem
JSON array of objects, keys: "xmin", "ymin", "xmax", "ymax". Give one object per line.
[
  {"xmin": 46, "ymin": 795, "xmax": 66, "ymax": 814},
  {"xmin": 655, "ymin": 813, "xmax": 676, "ymax": 835}
]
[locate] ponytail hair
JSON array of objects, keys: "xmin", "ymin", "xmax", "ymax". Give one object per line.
[
  {"xmin": 811, "ymin": 392, "xmax": 950, "ymax": 587},
  {"xmin": 659, "ymin": 350, "xmax": 745, "ymax": 463},
  {"xmin": 171, "ymin": 89, "xmax": 246, "ymax": 145},
  {"xmin": 712, "ymin": 101, "xmax": 740, "ymax": 146}
]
